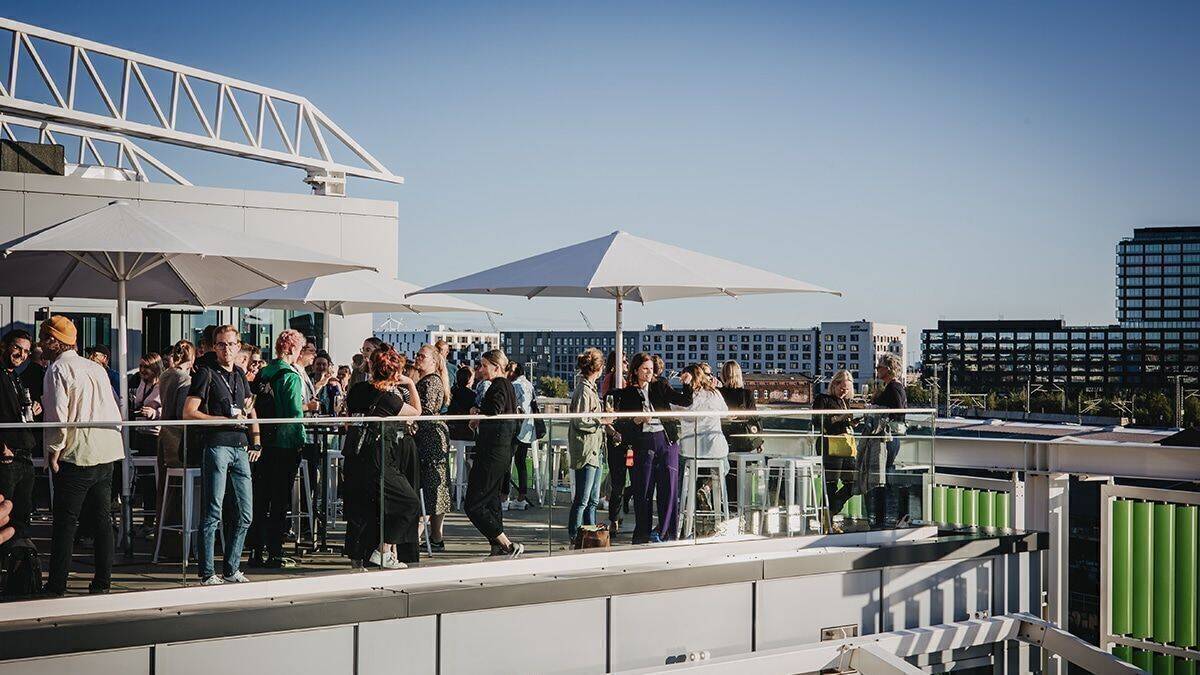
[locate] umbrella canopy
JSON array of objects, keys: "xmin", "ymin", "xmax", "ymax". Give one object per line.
[
  {"xmin": 0, "ymin": 201, "xmax": 374, "ymax": 305},
  {"xmin": 228, "ymin": 269, "xmax": 500, "ymax": 316},
  {"xmin": 0, "ymin": 200, "xmax": 374, "ymax": 551},
  {"xmin": 411, "ymin": 230, "xmax": 841, "ymax": 302},
  {"xmin": 411, "ymin": 230, "xmax": 842, "ymax": 388}
]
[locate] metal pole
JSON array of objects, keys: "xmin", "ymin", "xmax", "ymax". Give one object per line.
[
  {"xmin": 944, "ymin": 365, "xmax": 951, "ymax": 414},
  {"xmin": 1175, "ymin": 375, "xmax": 1183, "ymax": 429},
  {"xmin": 614, "ymin": 290, "xmax": 624, "ymax": 389},
  {"xmin": 117, "ymin": 253, "xmax": 133, "ymax": 555}
]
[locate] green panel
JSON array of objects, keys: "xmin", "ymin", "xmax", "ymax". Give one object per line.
[
  {"xmin": 1155, "ymin": 502, "xmax": 1176, "ymax": 644},
  {"xmin": 1133, "ymin": 501, "xmax": 1155, "ymax": 639},
  {"xmin": 977, "ymin": 490, "xmax": 994, "ymax": 528},
  {"xmin": 932, "ymin": 486, "xmax": 946, "ymax": 524},
  {"xmin": 1112, "ymin": 644, "xmax": 1133, "ymax": 663},
  {"xmin": 1177, "ymin": 657, "xmax": 1198, "ymax": 675},
  {"xmin": 847, "ymin": 494, "xmax": 862, "ymax": 519},
  {"xmin": 1177, "ymin": 505, "xmax": 1198, "ymax": 649},
  {"xmin": 1113, "ymin": 499, "xmax": 1134, "ymax": 636},
  {"xmin": 995, "ymin": 491, "xmax": 1010, "ymax": 529},
  {"xmin": 947, "ymin": 487, "xmax": 962, "ymax": 525},
  {"xmin": 1135, "ymin": 649, "xmax": 1154, "ymax": 672},
  {"xmin": 963, "ymin": 489, "xmax": 978, "ymax": 527},
  {"xmin": 1155, "ymin": 653, "xmax": 1175, "ymax": 675}
]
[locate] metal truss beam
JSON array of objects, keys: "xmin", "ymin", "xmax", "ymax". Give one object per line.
[
  {"xmin": 0, "ymin": 112, "xmax": 188, "ymax": 184},
  {"xmin": 0, "ymin": 17, "xmax": 402, "ymax": 192},
  {"xmin": 613, "ymin": 614, "xmax": 1141, "ymax": 675}
]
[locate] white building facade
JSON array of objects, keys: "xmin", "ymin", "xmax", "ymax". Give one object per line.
[
  {"xmin": 638, "ymin": 324, "xmax": 821, "ymax": 376},
  {"xmin": 817, "ymin": 320, "xmax": 908, "ymax": 383},
  {"xmin": 377, "ymin": 325, "xmax": 500, "ymax": 365}
]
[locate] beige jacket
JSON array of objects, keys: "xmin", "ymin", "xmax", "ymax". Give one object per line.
[
  {"xmin": 43, "ymin": 350, "xmax": 124, "ymax": 466},
  {"xmin": 568, "ymin": 376, "xmax": 604, "ymax": 469}
]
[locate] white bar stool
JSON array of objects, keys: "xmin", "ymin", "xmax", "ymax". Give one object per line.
[
  {"xmin": 451, "ymin": 440, "xmax": 473, "ymax": 510},
  {"xmin": 766, "ymin": 456, "xmax": 825, "ymax": 535},
  {"xmin": 153, "ymin": 467, "xmax": 203, "ymax": 564},
  {"xmin": 678, "ymin": 458, "xmax": 732, "ymax": 540}
]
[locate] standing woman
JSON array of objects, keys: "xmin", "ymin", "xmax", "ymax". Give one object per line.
[
  {"xmin": 433, "ymin": 338, "xmax": 454, "ymax": 406},
  {"xmin": 567, "ymin": 348, "xmax": 607, "ymax": 540},
  {"xmin": 343, "ymin": 346, "xmax": 423, "ymax": 569},
  {"xmin": 718, "ymin": 360, "xmax": 760, "ymax": 505},
  {"xmin": 612, "ymin": 352, "xmax": 693, "ymax": 544},
  {"xmin": 447, "ymin": 366, "xmax": 476, "ymax": 442},
  {"xmin": 131, "ymin": 353, "xmax": 164, "ymax": 455},
  {"xmin": 673, "ymin": 364, "xmax": 729, "ymax": 538},
  {"xmin": 869, "ymin": 353, "xmax": 908, "ymax": 527},
  {"xmin": 601, "ymin": 350, "xmax": 631, "ymax": 531},
  {"xmin": 464, "ymin": 349, "xmax": 524, "ymax": 557},
  {"xmin": 813, "ymin": 370, "xmax": 857, "ymax": 527},
  {"xmin": 413, "ymin": 345, "xmax": 450, "ymax": 550},
  {"xmin": 501, "ymin": 361, "xmax": 535, "ymax": 511}
]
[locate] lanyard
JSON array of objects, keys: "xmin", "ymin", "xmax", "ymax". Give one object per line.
[{"xmin": 212, "ymin": 367, "xmax": 241, "ymax": 406}]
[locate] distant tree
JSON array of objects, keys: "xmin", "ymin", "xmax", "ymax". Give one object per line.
[
  {"xmin": 907, "ymin": 381, "xmax": 931, "ymax": 406},
  {"xmin": 537, "ymin": 375, "xmax": 570, "ymax": 399},
  {"xmin": 1136, "ymin": 391, "xmax": 1172, "ymax": 427}
]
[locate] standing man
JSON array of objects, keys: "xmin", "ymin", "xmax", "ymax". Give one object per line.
[
  {"xmin": 39, "ymin": 316, "xmax": 124, "ymax": 596},
  {"xmin": 183, "ymin": 325, "xmax": 261, "ymax": 585},
  {"xmin": 0, "ymin": 330, "xmax": 40, "ymax": 548},
  {"xmin": 247, "ymin": 329, "xmax": 305, "ymax": 569}
]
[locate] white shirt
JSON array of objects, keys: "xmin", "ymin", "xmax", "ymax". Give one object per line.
[
  {"xmin": 637, "ymin": 382, "xmax": 664, "ymax": 433},
  {"xmin": 43, "ymin": 350, "xmax": 124, "ymax": 466},
  {"xmin": 674, "ymin": 388, "xmax": 730, "ymax": 460}
]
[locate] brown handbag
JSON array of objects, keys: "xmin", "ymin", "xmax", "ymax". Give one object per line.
[{"xmin": 572, "ymin": 524, "xmax": 611, "ymax": 550}]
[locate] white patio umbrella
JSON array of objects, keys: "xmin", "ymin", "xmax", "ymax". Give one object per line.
[
  {"xmin": 411, "ymin": 230, "xmax": 842, "ymax": 387},
  {"xmin": 226, "ymin": 269, "xmax": 501, "ymax": 350},
  {"xmin": 0, "ymin": 200, "xmax": 374, "ymax": 546}
]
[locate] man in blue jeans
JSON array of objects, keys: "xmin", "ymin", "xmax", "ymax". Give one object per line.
[{"xmin": 183, "ymin": 325, "xmax": 261, "ymax": 585}]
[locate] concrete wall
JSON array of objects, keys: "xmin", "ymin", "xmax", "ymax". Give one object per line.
[{"xmin": 0, "ymin": 172, "xmax": 398, "ymax": 365}]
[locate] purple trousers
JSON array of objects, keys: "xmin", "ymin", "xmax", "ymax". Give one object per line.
[{"xmin": 630, "ymin": 430, "xmax": 680, "ymax": 542}]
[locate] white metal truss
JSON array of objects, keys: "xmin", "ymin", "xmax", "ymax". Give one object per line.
[
  {"xmin": 0, "ymin": 112, "xmax": 189, "ymax": 184},
  {"xmin": 613, "ymin": 614, "xmax": 1142, "ymax": 675},
  {"xmin": 0, "ymin": 17, "xmax": 402, "ymax": 193}
]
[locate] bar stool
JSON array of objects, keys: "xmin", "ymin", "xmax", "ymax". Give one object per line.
[
  {"xmin": 291, "ymin": 458, "xmax": 315, "ymax": 544},
  {"xmin": 766, "ymin": 456, "xmax": 825, "ymax": 535},
  {"xmin": 733, "ymin": 452, "xmax": 768, "ymax": 514},
  {"xmin": 678, "ymin": 458, "xmax": 732, "ymax": 539},
  {"xmin": 154, "ymin": 467, "xmax": 203, "ymax": 564},
  {"xmin": 451, "ymin": 440, "xmax": 474, "ymax": 510}
]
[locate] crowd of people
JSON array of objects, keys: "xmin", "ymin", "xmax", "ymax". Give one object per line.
[{"xmin": 0, "ymin": 315, "xmax": 913, "ymax": 596}]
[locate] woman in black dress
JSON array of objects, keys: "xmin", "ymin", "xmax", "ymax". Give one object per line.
[
  {"xmin": 718, "ymin": 360, "xmax": 760, "ymax": 508},
  {"xmin": 464, "ymin": 349, "xmax": 524, "ymax": 557},
  {"xmin": 447, "ymin": 366, "xmax": 476, "ymax": 442},
  {"xmin": 343, "ymin": 345, "xmax": 423, "ymax": 569},
  {"xmin": 813, "ymin": 369, "xmax": 858, "ymax": 528}
]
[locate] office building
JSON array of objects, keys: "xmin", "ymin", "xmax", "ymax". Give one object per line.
[
  {"xmin": 922, "ymin": 226, "xmax": 1200, "ymax": 391},
  {"xmin": 501, "ymin": 330, "xmax": 641, "ymax": 381},
  {"xmin": 376, "ymin": 325, "xmax": 500, "ymax": 365}
]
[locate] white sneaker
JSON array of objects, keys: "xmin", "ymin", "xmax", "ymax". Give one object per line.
[
  {"xmin": 223, "ymin": 571, "xmax": 250, "ymax": 583},
  {"xmin": 369, "ymin": 550, "xmax": 408, "ymax": 570},
  {"xmin": 200, "ymin": 575, "xmax": 224, "ymax": 585},
  {"xmin": 501, "ymin": 499, "xmax": 511, "ymax": 511},
  {"xmin": 511, "ymin": 499, "xmax": 529, "ymax": 511}
]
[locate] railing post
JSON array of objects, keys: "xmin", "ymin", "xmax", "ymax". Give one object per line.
[{"xmin": 1025, "ymin": 456, "xmax": 1070, "ymax": 675}]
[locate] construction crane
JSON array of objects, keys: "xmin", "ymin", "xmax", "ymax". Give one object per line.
[{"xmin": 580, "ymin": 310, "xmax": 595, "ymax": 330}]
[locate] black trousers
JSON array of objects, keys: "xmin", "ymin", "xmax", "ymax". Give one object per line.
[
  {"xmin": 0, "ymin": 458, "xmax": 34, "ymax": 544},
  {"xmin": 501, "ymin": 441, "xmax": 530, "ymax": 499},
  {"xmin": 48, "ymin": 461, "xmax": 114, "ymax": 594},
  {"xmin": 823, "ymin": 455, "xmax": 857, "ymax": 517},
  {"xmin": 464, "ymin": 441, "xmax": 513, "ymax": 543},
  {"xmin": 249, "ymin": 446, "xmax": 300, "ymax": 557},
  {"xmin": 606, "ymin": 439, "xmax": 631, "ymax": 524}
]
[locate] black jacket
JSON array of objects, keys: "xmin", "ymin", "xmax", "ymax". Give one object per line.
[
  {"xmin": 611, "ymin": 378, "xmax": 693, "ymax": 443},
  {"xmin": 0, "ymin": 366, "xmax": 35, "ymax": 455}
]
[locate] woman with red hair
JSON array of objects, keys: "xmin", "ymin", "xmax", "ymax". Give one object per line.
[{"xmin": 343, "ymin": 345, "xmax": 423, "ymax": 569}]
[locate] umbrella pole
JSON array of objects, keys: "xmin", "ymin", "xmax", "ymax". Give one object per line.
[
  {"xmin": 117, "ymin": 257, "xmax": 133, "ymax": 556},
  {"xmin": 322, "ymin": 311, "xmax": 331, "ymax": 353},
  {"xmin": 614, "ymin": 291, "xmax": 624, "ymax": 389}
]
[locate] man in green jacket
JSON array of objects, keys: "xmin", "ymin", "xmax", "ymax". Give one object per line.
[{"xmin": 248, "ymin": 329, "xmax": 307, "ymax": 568}]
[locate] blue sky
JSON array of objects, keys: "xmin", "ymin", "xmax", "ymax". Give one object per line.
[{"xmin": 9, "ymin": 2, "xmax": 1200, "ymax": 360}]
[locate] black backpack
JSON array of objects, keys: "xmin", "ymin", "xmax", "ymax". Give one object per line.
[
  {"xmin": 253, "ymin": 368, "xmax": 291, "ymax": 445},
  {"xmin": 2, "ymin": 539, "xmax": 43, "ymax": 599},
  {"xmin": 531, "ymin": 397, "xmax": 547, "ymax": 440}
]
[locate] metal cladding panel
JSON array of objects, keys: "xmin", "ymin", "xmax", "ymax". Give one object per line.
[
  {"xmin": 153, "ymin": 626, "xmax": 354, "ymax": 675},
  {"xmin": 1177, "ymin": 505, "xmax": 1199, "ymax": 648},
  {"xmin": 0, "ymin": 648, "xmax": 149, "ymax": 675},
  {"xmin": 609, "ymin": 582, "xmax": 754, "ymax": 672},
  {"xmin": 1133, "ymin": 501, "xmax": 1155, "ymax": 639},
  {"xmin": 1154, "ymin": 502, "xmax": 1176, "ymax": 644},
  {"xmin": 1112, "ymin": 499, "xmax": 1134, "ymax": 636},
  {"xmin": 995, "ymin": 492, "xmax": 1011, "ymax": 529},
  {"xmin": 756, "ymin": 570, "xmax": 882, "ymax": 650},
  {"xmin": 19, "ymin": 192, "xmax": 112, "ymax": 233},
  {"xmin": 357, "ymin": 616, "xmax": 437, "ymax": 675},
  {"xmin": 881, "ymin": 558, "xmax": 993, "ymax": 632},
  {"xmin": 439, "ymin": 598, "xmax": 606, "ymax": 675}
]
